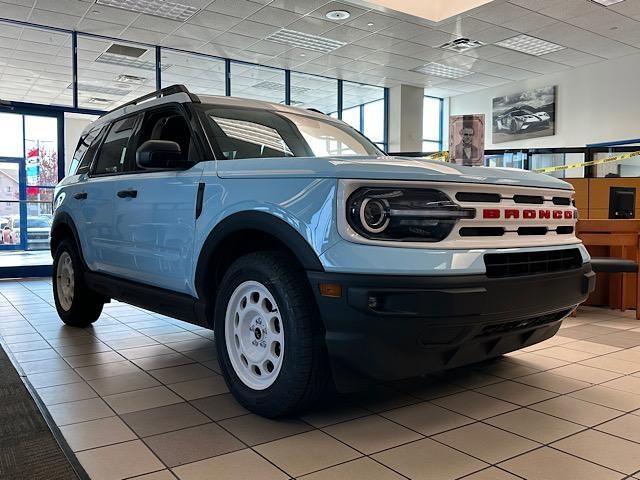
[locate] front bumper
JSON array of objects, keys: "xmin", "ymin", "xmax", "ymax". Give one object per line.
[{"xmin": 308, "ymin": 263, "xmax": 595, "ymax": 391}]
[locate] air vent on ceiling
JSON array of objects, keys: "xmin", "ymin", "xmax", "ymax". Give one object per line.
[
  {"xmin": 253, "ymin": 81, "xmax": 311, "ymax": 95},
  {"xmin": 266, "ymin": 29, "xmax": 346, "ymax": 53},
  {"xmin": 96, "ymin": 0, "xmax": 199, "ymax": 21},
  {"xmin": 411, "ymin": 62, "xmax": 472, "ymax": 79},
  {"xmin": 115, "ymin": 74, "xmax": 147, "ymax": 84},
  {"xmin": 105, "ymin": 43, "xmax": 147, "ymax": 58},
  {"xmin": 439, "ymin": 37, "xmax": 484, "ymax": 53}
]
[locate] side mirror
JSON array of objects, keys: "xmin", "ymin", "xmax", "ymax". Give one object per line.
[{"xmin": 136, "ymin": 140, "xmax": 191, "ymax": 170}]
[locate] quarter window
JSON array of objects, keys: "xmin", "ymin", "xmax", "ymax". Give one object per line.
[
  {"xmin": 93, "ymin": 116, "xmax": 139, "ymax": 175},
  {"xmin": 70, "ymin": 126, "xmax": 104, "ymax": 175}
]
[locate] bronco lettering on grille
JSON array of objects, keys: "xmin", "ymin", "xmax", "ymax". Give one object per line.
[{"xmin": 483, "ymin": 209, "xmax": 576, "ymax": 219}]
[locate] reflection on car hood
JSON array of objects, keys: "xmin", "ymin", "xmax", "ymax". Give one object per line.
[{"xmin": 217, "ymin": 156, "xmax": 571, "ymax": 190}]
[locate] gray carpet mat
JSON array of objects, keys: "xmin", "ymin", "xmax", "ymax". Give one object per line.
[{"xmin": 0, "ymin": 344, "xmax": 79, "ymax": 480}]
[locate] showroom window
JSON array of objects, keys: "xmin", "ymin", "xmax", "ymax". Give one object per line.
[
  {"xmin": 230, "ymin": 63, "xmax": 286, "ymax": 104},
  {"xmin": 290, "ymin": 72, "xmax": 338, "ymax": 115},
  {"xmin": 160, "ymin": 51, "xmax": 225, "ymax": 97},
  {"xmin": 342, "ymin": 82, "xmax": 386, "ymax": 151},
  {"xmin": 423, "ymin": 95, "xmax": 443, "ymax": 152}
]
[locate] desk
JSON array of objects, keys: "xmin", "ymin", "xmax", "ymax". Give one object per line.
[{"xmin": 576, "ymin": 219, "xmax": 640, "ymax": 318}]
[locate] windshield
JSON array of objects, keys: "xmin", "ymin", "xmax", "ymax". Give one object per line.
[
  {"xmin": 197, "ymin": 105, "xmax": 382, "ymax": 160},
  {"xmin": 27, "ymin": 217, "xmax": 51, "ymax": 228}
]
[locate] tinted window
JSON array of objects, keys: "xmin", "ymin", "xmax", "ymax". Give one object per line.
[
  {"xmin": 136, "ymin": 108, "xmax": 197, "ymax": 166},
  {"xmin": 70, "ymin": 126, "xmax": 104, "ymax": 175},
  {"xmin": 197, "ymin": 105, "xmax": 381, "ymax": 160},
  {"xmin": 93, "ymin": 116, "xmax": 139, "ymax": 175}
]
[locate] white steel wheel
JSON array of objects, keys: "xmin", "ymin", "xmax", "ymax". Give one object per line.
[
  {"xmin": 224, "ymin": 280, "xmax": 285, "ymax": 390},
  {"xmin": 56, "ymin": 251, "xmax": 75, "ymax": 311}
]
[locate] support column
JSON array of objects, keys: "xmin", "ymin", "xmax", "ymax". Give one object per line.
[{"xmin": 388, "ymin": 84, "xmax": 424, "ymax": 153}]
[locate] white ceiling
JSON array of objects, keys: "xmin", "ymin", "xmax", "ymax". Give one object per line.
[{"xmin": 1, "ymin": 0, "xmax": 640, "ymax": 108}]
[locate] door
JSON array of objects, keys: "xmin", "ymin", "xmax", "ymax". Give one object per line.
[
  {"xmin": 0, "ymin": 158, "xmax": 25, "ymax": 250},
  {"xmin": 110, "ymin": 106, "xmax": 203, "ymax": 294}
]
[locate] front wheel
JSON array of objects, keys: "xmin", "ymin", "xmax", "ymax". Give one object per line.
[
  {"xmin": 214, "ymin": 251, "xmax": 331, "ymax": 417},
  {"xmin": 53, "ymin": 239, "xmax": 103, "ymax": 327}
]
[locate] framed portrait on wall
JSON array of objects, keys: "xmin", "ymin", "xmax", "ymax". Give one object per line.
[
  {"xmin": 492, "ymin": 86, "xmax": 556, "ymax": 144},
  {"xmin": 449, "ymin": 114, "xmax": 485, "ymax": 166}
]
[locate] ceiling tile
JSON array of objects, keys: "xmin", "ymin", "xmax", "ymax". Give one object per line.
[
  {"xmin": 490, "ymin": 50, "xmax": 538, "ymax": 65},
  {"xmin": 0, "ymin": 2, "xmax": 33, "ymax": 21},
  {"xmin": 306, "ymin": 53, "xmax": 352, "ymax": 66},
  {"xmin": 409, "ymin": 28, "xmax": 453, "ymax": 47},
  {"xmin": 120, "ymin": 27, "xmax": 167, "ymax": 44},
  {"xmin": 472, "ymin": 26, "xmax": 519, "ymax": 44},
  {"xmin": 28, "ymin": 9, "xmax": 80, "ymax": 30},
  {"xmin": 466, "ymin": 44, "xmax": 511, "ymax": 59},
  {"xmin": 279, "ymin": 47, "xmax": 325, "ymax": 60},
  {"xmin": 308, "ymin": 1, "xmax": 368, "ymax": 22},
  {"xmin": 269, "ymin": 0, "xmax": 331, "ymax": 15},
  {"xmin": 189, "ymin": 10, "xmax": 243, "ymax": 31},
  {"xmin": 437, "ymin": 17, "xmax": 495, "ymax": 36},
  {"xmin": 246, "ymin": 6, "xmax": 302, "ymax": 27},
  {"xmin": 173, "ymin": 23, "xmax": 223, "ymax": 42},
  {"xmin": 538, "ymin": 0, "xmax": 602, "ymax": 21},
  {"xmin": 610, "ymin": 1, "xmax": 640, "ymax": 21},
  {"xmin": 245, "ymin": 39, "xmax": 291, "ymax": 56},
  {"xmin": 502, "ymin": 12, "xmax": 558, "ymax": 33},
  {"xmin": 541, "ymin": 48, "xmax": 605, "ymax": 67},
  {"xmin": 206, "ymin": 0, "xmax": 264, "ymax": 17},
  {"xmin": 323, "ymin": 25, "xmax": 370, "ymax": 43},
  {"xmin": 83, "ymin": 5, "xmax": 137, "ymax": 25},
  {"xmin": 286, "ymin": 16, "xmax": 335, "ymax": 35},
  {"xmin": 130, "ymin": 14, "xmax": 182, "ymax": 33},
  {"xmin": 76, "ymin": 18, "xmax": 127, "ymax": 37},
  {"xmin": 210, "ymin": 32, "xmax": 258, "ymax": 49},
  {"xmin": 352, "ymin": 33, "xmax": 398, "ymax": 49},
  {"xmin": 379, "ymin": 21, "xmax": 435, "ymax": 40},
  {"xmin": 230, "ymin": 20, "xmax": 281, "ymax": 39},
  {"xmin": 512, "ymin": 56, "xmax": 570, "ymax": 73},
  {"xmin": 160, "ymin": 35, "xmax": 206, "ymax": 51},
  {"xmin": 462, "ymin": 72, "xmax": 512, "ymax": 86},
  {"xmin": 346, "ymin": 11, "xmax": 398, "ymax": 32},
  {"xmin": 35, "ymin": 0, "xmax": 90, "ymax": 17},
  {"xmin": 470, "ymin": 2, "xmax": 532, "ymax": 23},
  {"xmin": 332, "ymin": 43, "xmax": 375, "ymax": 59}
]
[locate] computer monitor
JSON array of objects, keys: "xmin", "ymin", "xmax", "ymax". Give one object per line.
[{"xmin": 609, "ymin": 186, "xmax": 636, "ymax": 219}]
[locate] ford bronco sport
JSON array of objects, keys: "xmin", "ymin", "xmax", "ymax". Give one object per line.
[{"xmin": 52, "ymin": 85, "xmax": 595, "ymax": 417}]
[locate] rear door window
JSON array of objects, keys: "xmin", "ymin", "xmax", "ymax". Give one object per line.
[{"xmin": 92, "ymin": 115, "xmax": 140, "ymax": 175}]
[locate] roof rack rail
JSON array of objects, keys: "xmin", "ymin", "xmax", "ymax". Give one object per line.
[
  {"xmin": 306, "ymin": 107, "xmax": 326, "ymax": 115},
  {"xmin": 102, "ymin": 84, "xmax": 200, "ymax": 117}
]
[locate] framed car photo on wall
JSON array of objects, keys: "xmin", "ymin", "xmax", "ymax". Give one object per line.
[{"xmin": 492, "ymin": 86, "xmax": 556, "ymax": 144}]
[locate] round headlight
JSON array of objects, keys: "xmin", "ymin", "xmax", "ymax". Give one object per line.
[{"xmin": 360, "ymin": 198, "xmax": 389, "ymax": 233}]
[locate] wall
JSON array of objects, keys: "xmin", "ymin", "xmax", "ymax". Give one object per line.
[{"xmin": 449, "ymin": 52, "xmax": 640, "ymax": 149}]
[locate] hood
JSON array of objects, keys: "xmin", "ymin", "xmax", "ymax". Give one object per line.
[{"xmin": 217, "ymin": 156, "xmax": 572, "ymax": 190}]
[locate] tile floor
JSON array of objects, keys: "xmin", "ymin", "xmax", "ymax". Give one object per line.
[{"xmin": 2, "ymin": 278, "xmax": 640, "ymax": 480}]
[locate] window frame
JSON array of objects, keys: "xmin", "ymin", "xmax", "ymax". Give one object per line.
[{"xmin": 88, "ymin": 113, "xmax": 143, "ymax": 178}]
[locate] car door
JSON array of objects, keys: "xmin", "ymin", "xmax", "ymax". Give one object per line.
[
  {"xmin": 79, "ymin": 114, "xmax": 142, "ymax": 275},
  {"xmin": 109, "ymin": 104, "xmax": 205, "ymax": 294}
]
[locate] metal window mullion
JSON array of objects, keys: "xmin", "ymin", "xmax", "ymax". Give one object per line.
[
  {"xmin": 337, "ymin": 79, "xmax": 343, "ymax": 120},
  {"xmin": 155, "ymin": 45, "xmax": 162, "ymax": 91},
  {"xmin": 285, "ymin": 69, "xmax": 291, "ymax": 105},
  {"xmin": 225, "ymin": 59, "xmax": 231, "ymax": 96},
  {"xmin": 71, "ymin": 31, "xmax": 78, "ymax": 109}
]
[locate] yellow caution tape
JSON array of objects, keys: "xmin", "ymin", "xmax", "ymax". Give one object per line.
[
  {"xmin": 533, "ymin": 151, "xmax": 640, "ymax": 173},
  {"xmin": 423, "ymin": 151, "xmax": 449, "ymax": 161}
]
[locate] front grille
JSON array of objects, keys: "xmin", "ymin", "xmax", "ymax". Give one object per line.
[
  {"xmin": 476, "ymin": 309, "xmax": 570, "ymax": 337},
  {"xmin": 513, "ymin": 194, "xmax": 544, "ymax": 204},
  {"xmin": 456, "ymin": 192, "xmax": 501, "ymax": 203},
  {"xmin": 484, "ymin": 248, "xmax": 582, "ymax": 278},
  {"xmin": 459, "ymin": 227, "xmax": 505, "ymax": 237}
]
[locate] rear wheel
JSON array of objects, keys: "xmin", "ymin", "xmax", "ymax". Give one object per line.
[
  {"xmin": 53, "ymin": 239, "xmax": 103, "ymax": 327},
  {"xmin": 214, "ymin": 251, "xmax": 330, "ymax": 417}
]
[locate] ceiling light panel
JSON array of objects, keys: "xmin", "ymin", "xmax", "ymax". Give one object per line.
[
  {"xmin": 411, "ymin": 62, "xmax": 472, "ymax": 79},
  {"xmin": 96, "ymin": 0, "xmax": 199, "ymax": 21},
  {"xmin": 495, "ymin": 34, "xmax": 566, "ymax": 56},
  {"xmin": 266, "ymin": 29, "xmax": 346, "ymax": 53}
]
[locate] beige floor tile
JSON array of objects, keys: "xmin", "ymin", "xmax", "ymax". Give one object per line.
[
  {"xmin": 118, "ymin": 344, "xmax": 176, "ymax": 360},
  {"xmin": 133, "ymin": 353, "xmax": 195, "ymax": 371},
  {"xmin": 145, "ymin": 423, "xmax": 245, "ymax": 467},
  {"xmin": 504, "ymin": 352, "xmax": 569, "ymax": 371},
  {"xmin": 299, "ymin": 457, "xmax": 404, "ymax": 480},
  {"xmin": 19, "ymin": 357, "xmax": 70, "ymax": 374},
  {"xmin": 300, "ymin": 403, "xmax": 370, "ymax": 428},
  {"xmin": 103, "ymin": 385, "xmax": 183, "ymax": 414},
  {"xmin": 75, "ymin": 360, "xmax": 141, "ymax": 381},
  {"xmin": 596, "ymin": 414, "xmax": 640, "ymax": 443},
  {"xmin": 380, "ymin": 401, "xmax": 474, "ymax": 436},
  {"xmin": 569, "ymin": 385, "xmax": 640, "ymax": 411},
  {"xmin": 76, "ymin": 440, "xmax": 164, "ymax": 480},
  {"xmin": 60, "ymin": 416, "xmax": 137, "ymax": 452},
  {"xmin": 167, "ymin": 375, "xmax": 228, "ymax": 400},
  {"xmin": 121, "ymin": 402, "xmax": 211, "ymax": 437},
  {"xmin": 37, "ymin": 381, "xmax": 97, "ymax": 405},
  {"xmin": 535, "ymin": 346, "xmax": 599, "ymax": 362},
  {"xmin": 445, "ymin": 370, "xmax": 504, "ymax": 389},
  {"xmin": 65, "ymin": 351, "xmax": 126, "ymax": 368},
  {"xmin": 476, "ymin": 361, "xmax": 540, "ymax": 379},
  {"xmin": 172, "ymin": 448, "xmax": 287, "ymax": 480},
  {"xmin": 462, "ymin": 467, "xmax": 522, "ymax": 480},
  {"xmin": 549, "ymin": 363, "xmax": 622, "ymax": 383},
  {"xmin": 431, "ymin": 391, "xmax": 518, "ymax": 420},
  {"xmin": 476, "ymin": 380, "xmax": 558, "ymax": 406},
  {"xmin": 486, "ymin": 408, "xmax": 585, "ymax": 443},
  {"xmin": 530, "ymin": 396, "xmax": 621, "ymax": 426},
  {"xmin": 499, "ymin": 446, "xmax": 621, "ymax": 480},
  {"xmin": 579, "ymin": 356, "xmax": 640, "ymax": 375},
  {"xmin": 27, "ymin": 368, "xmax": 83, "ymax": 388},
  {"xmin": 323, "ymin": 415, "xmax": 423, "ymax": 454},
  {"xmin": 48, "ymin": 397, "xmax": 115, "ymax": 426},
  {"xmin": 12, "ymin": 348, "xmax": 60, "ymax": 363},
  {"xmin": 218, "ymin": 413, "xmax": 313, "ymax": 446},
  {"xmin": 55, "ymin": 342, "xmax": 113, "ymax": 357},
  {"xmin": 602, "ymin": 375, "xmax": 640, "ymax": 395},
  {"xmin": 355, "ymin": 385, "xmax": 421, "ymax": 412},
  {"xmin": 128, "ymin": 471, "xmax": 177, "ymax": 480},
  {"xmin": 514, "ymin": 371, "xmax": 592, "ymax": 394},
  {"xmin": 148, "ymin": 363, "xmax": 212, "ymax": 384},
  {"xmin": 607, "ymin": 348, "xmax": 640, "ymax": 364},
  {"xmin": 87, "ymin": 371, "xmax": 161, "ymax": 396},
  {"xmin": 552, "ymin": 429, "xmax": 640, "ymax": 474},
  {"xmin": 254, "ymin": 430, "xmax": 361, "ymax": 477},
  {"xmin": 409, "ymin": 381, "xmax": 466, "ymax": 400},
  {"xmin": 189, "ymin": 393, "xmax": 248, "ymax": 421},
  {"xmin": 372, "ymin": 438, "xmax": 488, "ymax": 480},
  {"xmin": 433, "ymin": 422, "xmax": 539, "ymax": 464},
  {"xmin": 563, "ymin": 341, "xmax": 623, "ymax": 355}
]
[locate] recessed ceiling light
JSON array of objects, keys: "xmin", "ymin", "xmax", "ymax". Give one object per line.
[
  {"xmin": 300, "ymin": 53, "xmax": 306, "ymax": 57},
  {"xmin": 326, "ymin": 10, "xmax": 350, "ymax": 20},
  {"xmin": 411, "ymin": 62, "xmax": 472, "ymax": 79},
  {"xmin": 266, "ymin": 29, "xmax": 346, "ymax": 53},
  {"xmin": 495, "ymin": 34, "xmax": 565, "ymax": 56},
  {"xmin": 96, "ymin": 0, "xmax": 199, "ymax": 21},
  {"xmin": 367, "ymin": 22, "xmax": 375, "ymax": 26},
  {"xmin": 440, "ymin": 37, "xmax": 484, "ymax": 53},
  {"xmin": 590, "ymin": 0, "xmax": 625, "ymax": 5}
]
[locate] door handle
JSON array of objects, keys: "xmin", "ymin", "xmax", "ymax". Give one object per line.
[
  {"xmin": 117, "ymin": 189, "xmax": 137, "ymax": 198},
  {"xmin": 73, "ymin": 192, "xmax": 87, "ymax": 200}
]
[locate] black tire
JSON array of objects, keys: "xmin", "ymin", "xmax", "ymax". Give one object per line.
[
  {"xmin": 214, "ymin": 251, "xmax": 331, "ymax": 417},
  {"xmin": 53, "ymin": 238, "xmax": 103, "ymax": 327}
]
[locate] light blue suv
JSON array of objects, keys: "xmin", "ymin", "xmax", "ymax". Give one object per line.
[{"xmin": 52, "ymin": 85, "xmax": 594, "ymax": 417}]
